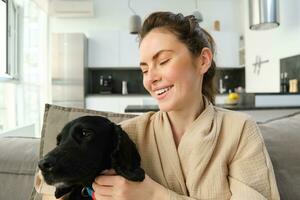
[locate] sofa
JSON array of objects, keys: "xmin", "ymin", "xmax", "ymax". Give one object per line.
[{"xmin": 0, "ymin": 105, "xmax": 299, "ymax": 200}]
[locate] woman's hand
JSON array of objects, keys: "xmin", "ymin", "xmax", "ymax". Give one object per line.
[{"xmin": 92, "ymin": 169, "xmax": 168, "ymax": 200}]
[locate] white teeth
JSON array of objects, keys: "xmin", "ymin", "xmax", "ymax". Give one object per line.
[{"xmin": 155, "ymin": 86, "xmax": 172, "ymax": 95}]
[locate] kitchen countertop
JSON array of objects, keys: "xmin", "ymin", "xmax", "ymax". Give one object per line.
[
  {"xmin": 124, "ymin": 104, "xmax": 300, "ymax": 113},
  {"xmin": 87, "ymin": 94, "xmax": 150, "ymax": 97}
]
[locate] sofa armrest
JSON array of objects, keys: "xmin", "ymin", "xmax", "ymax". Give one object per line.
[{"xmin": 0, "ymin": 137, "xmax": 40, "ymax": 200}]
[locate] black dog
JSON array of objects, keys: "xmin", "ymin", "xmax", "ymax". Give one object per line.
[{"xmin": 38, "ymin": 116, "xmax": 145, "ymax": 200}]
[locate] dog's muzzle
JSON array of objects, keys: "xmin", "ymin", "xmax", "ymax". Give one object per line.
[{"xmin": 38, "ymin": 156, "xmax": 57, "ymax": 172}]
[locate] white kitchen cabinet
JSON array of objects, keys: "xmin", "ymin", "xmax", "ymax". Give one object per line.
[
  {"xmin": 88, "ymin": 31, "xmax": 140, "ymax": 68},
  {"xmin": 119, "ymin": 31, "xmax": 140, "ymax": 67},
  {"xmin": 210, "ymin": 31, "xmax": 240, "ymax": 68},
  {"xmin": 85, "ymin": 95, "xmax": 156, "ymax": 113},
  {"xmin": 88, "ymin": 31, "xmax": 120, "ymax": 67}
]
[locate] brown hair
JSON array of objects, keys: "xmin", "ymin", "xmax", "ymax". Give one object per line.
[{"xmin": 138, "ymin": 11, "xmax": 217, "ymax": 104}]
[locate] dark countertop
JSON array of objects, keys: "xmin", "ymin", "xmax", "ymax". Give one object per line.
[{"xmin": 124, "ymin": 104, "xmax": 300, "ymax": 113}]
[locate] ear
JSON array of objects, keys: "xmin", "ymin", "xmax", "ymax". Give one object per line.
[
  {"xmin": 111, "ymin": 125, "xmax": 145, "ymax": 182},
  {"xmin": 196, "ymin": 47, "xmax": 213, "ymax": 75}
]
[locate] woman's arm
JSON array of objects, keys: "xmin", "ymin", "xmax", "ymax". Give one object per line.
[
  {"xmin": 92, "ymin": 171, "xmax": 169, "ymax": 200},
  {"xmin": 93, "ymin": 169, "xmax": 207, "ymax": 200},
  {"xmin": 228, "ymin": 119, "xmax": 280, "ymax": 200}
]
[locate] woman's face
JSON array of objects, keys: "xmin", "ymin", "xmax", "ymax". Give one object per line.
[{"xmin": 139, "ymin": 28, "xmax": 204, "ymax": 112}]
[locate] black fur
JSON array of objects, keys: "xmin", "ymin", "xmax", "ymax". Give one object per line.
[{"xmin": 38, "ymin": 116, "xmax": 145, "ymax": 200}]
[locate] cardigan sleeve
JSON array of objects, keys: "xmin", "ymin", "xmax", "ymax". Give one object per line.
[{"xmin": 228, "ymin": 119, "xmax": 280, "ymax": 200}]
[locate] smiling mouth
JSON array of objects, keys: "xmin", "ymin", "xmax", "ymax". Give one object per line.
[{"xmin": 154, "ymin": 86, "xmax": 173, "ymax": 96}]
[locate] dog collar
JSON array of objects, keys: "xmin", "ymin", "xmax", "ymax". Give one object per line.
[
  {"xmin": 87, "ymin": 187, "xmax": 96, "ymax": 200},
  {"xmin": 82, "ymin": 187, "xmax": 96, "ymax": 200}
]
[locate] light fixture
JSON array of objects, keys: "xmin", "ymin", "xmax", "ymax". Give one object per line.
[
  {"xmin": 128, "ymin": 0, "xmax": 141, "ymax": 34},
  {"xmin": 249, "ymin": 0, "xmax": 279, "ymax": 30},
  {"xmin": 192, "ymin": 0, "xmax": 203, "ymax": 23}
]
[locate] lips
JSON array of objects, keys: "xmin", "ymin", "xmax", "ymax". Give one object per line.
[{"xmin": 153, "ymin": 85, "xmax": 173, "ymax": 96}]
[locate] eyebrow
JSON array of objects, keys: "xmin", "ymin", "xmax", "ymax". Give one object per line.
[{"xmin": 140, "ymin": 49, "xmax": 174, "ymax": 67}]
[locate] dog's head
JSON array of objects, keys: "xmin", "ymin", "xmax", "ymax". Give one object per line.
[{"xmin": 38, "ymin": 115, "xmax": 144, "ymax": 199}]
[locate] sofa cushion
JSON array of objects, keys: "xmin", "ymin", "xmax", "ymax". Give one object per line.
[
  {"xmin": 31, "ymin": 104, "xmax": 137, "ymax": 200},
  {"xmin": 39, "ymin": 104, "xmax": 137, "ymax": 158},
  {"xmin": 259, "ymin": 111, "xmax": 300, "ymax": 200},
  {"xmin": 0, "ymin": 137, "xmax": 40, "ymax": 200}
]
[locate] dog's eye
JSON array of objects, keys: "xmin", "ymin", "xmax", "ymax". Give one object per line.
[{"xmin": 81, "ymin": 129, "xmax": 93, "ymax": 137}]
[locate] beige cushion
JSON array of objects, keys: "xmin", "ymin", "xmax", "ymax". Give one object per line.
[{"xmin": 30, "ymin": 104, "xmax": 137, "ymax": 200}]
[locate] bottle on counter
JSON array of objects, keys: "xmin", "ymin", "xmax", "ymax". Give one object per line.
[
  {"xmin": 289, "ymin": 79, "xmax": 298, "ymax": 93},
  {"xmin": 280, "ymin": 73, "xmax": 284, "ymax": 93},
  {"xmin": 282, "ymin": 72, "xmax": 289, "ymax": 93},
  {"xmin": 122, "ymin": 81, "xmax": 128, "ymax": 95},
  {"xmin": 218, "ymin": 79, "xmax": 226, "ymax": 94},
  {"xmin": 99, "ymin": 75, "xmax": 104, "ymax": 86}
]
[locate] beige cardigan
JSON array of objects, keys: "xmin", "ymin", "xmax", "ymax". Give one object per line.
[
  {"xmin": 120, "ymin": 100, "xmax": 280, "ymax": 200},
  {"xmin": 35, "ymin": 100, "xmax": 280, "ymax": 200}
]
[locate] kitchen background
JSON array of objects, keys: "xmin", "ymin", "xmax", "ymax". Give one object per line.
[{"xmin": 0, "ymin": 0, "xmax": 300, "ymax": 137}]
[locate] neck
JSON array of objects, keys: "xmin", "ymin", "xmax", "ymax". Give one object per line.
[{"xmin": 167, "ymin": 95, "xmax": 205, "ymax": 147}]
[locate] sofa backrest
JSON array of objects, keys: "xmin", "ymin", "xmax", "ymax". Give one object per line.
[{"xmin": 259, "ymin": 112, "xmax": 300, "ymax": 200}]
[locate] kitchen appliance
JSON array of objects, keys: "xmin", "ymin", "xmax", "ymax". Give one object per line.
[
  {"xmin": 51, "ymin": 33, "xmax": 87, "ymax": 108},
  {"xmin": 249, "ymin": 0, "xmax": 280, "ymax": 30},
  {"xmin": 99, "ymin": 75, "xmax": 113, "ymax": 94}
]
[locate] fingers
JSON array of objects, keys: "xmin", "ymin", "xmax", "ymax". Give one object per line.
[
  {"xmin": 93, "ymin": 174, "xmax": 123, "ymax": 199},
  {"xmin": 101, "ymin": 169, "xmax": 117, "ymax": 175},
  {"xmin": 92, "ymin": 183, "xmax": 113, "ymax": 196},
  {"xmin": 93, "ymin": 171, "xmax": 129, "ymax": 200},
  {"xmin": 94, "ymin": 192, "xmax": 113, "ymax": 200},
  {"xmin": 95, "ymin": 174, "xmax": 126, "ymax": 186}
]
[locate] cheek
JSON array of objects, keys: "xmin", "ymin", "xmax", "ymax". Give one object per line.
[
  {"xmin": 166, "ymin": 65, "xmax": 193, "ymax": 83},
  {"xmin": 143, "ymin": 76, "xmax": 151, "ymax": 91}
]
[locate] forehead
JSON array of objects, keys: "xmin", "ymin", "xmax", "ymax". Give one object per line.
[{"xmin": 139, "ymin": 28, "xmax": 184, "ymax": 59}]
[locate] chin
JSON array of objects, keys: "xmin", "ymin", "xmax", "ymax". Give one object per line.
[{"xmin": 158, "ymin": 102, "xmax": 175, "ymax": 112}]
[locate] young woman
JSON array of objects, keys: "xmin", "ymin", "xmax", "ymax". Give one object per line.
[{"xmin": 92, "ymin": 12, "xmax": 280, "ymax": 200}]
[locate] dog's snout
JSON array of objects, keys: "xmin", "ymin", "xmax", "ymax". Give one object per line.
[{"xmin": 38, "ymin": 157, "xmax": 56, "ymax": 172}]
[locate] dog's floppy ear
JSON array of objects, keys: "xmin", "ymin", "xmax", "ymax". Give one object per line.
[{"xmin": 111, "ymin": 125, "xmax": 145, "ymax": 182}]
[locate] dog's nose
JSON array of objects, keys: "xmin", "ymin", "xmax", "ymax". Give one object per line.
[{"xmin": 38, "ymin": 157, "xmax": 56, "ymax": 172}]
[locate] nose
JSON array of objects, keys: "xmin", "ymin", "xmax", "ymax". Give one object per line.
[
  {"xmin": 38, "ymin": 156, "xmax": 56, "ymax": 172},
  {"xmin": 146, "ymin": 67, "xmax": 161, "ymax": 84}
]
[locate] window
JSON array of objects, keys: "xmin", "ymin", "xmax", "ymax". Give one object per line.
[
  {"xmin": 0, "ymin": 0, "xmax": 49, "ymax": 137},
  {"xmin": 0, "ymin": 0, "xmax": 18, "ymax": 79},
  {"xmin": 0, "ymin": 0, "xmax": 7, "ymax": 77}
]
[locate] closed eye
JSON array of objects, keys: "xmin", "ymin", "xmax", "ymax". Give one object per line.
[
  {"xmin": 141, "ymin": 70, "xmax": 148, "ymax": 74},
  {"xmin": 160, "ymin": 59, "xmax": 170, "ymax": 65}
]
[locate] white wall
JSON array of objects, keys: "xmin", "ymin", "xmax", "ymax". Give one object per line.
[
  {"xmin": 49, "ymin": 0, "xmax": 242, "ymax": 34},
  {"xmin": 244, "ymin": 0, "xmax": 300, "ymax": 92}
]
